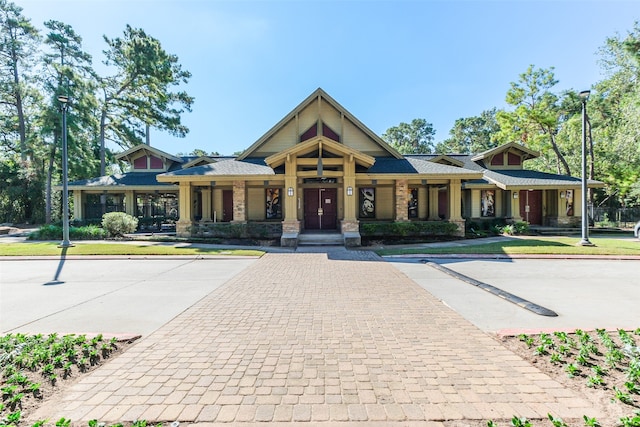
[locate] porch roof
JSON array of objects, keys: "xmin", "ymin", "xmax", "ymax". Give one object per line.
[
  {"xmin": 483, "ymin": 169, "xmax": 606, "ymax": 190},
  {"xmin": 60, "ymin": 172, "xmax": 178, "ymax": 191},
  {"xmin": 157, "ymin": 158, "xmax": 276, "ymax": 182},
  {"xmin": 372, "ymin": 157, "xmax": 482, "ymax": 178}
]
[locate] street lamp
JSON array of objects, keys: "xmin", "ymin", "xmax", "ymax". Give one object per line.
[
  {"xmin": 577, "ymin": 90, "xmax": 594, "ymax": 246},
  {"xmin": 58, "ymin": 95, "xmax": 73, "ymax": 248}
]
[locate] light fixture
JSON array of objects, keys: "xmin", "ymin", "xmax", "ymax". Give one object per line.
[
  {"xmin": 578, "ymin": 89, "xmax": 594, "ymax": 246},
  {"xmin": 513, "ymin": 192, "xmax": 518, "ymax": 199},
  {"xmin": 58, "ymin": 95, "xmax": 73, "ymax": 248},
  {"xmin": 347, "ymin": 186, "xmax": 353, "ymax": 196},
  {"xmin": 287, "ymin": 187, "xmax": 294, "ymax": 197}
]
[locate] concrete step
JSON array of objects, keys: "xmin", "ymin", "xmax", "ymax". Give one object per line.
[{"xmin": 297, "ymin": 233, "xmax": 344, "ymax": 246}]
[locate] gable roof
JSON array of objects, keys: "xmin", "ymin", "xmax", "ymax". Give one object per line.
[
  {"xmin": 115, "ymin": 144, "xmax": 183, "ymax": 164},
  {"xmin": 157, "ymin": 159, "xmax": 275, "ymax": 182},
  {"xmin": 471, "ymin": 141, "xmax": 538, "ymax": 163},
  {"xmin": 182, "ymin": 156, "xmax": 218, "ymax": 169},
  {"xmin": 237, "ymin": 88, "xmax": 403, "ymax": 160},
  {"xmin": 265, "ymin": 136, "xmax": 375, "ymax": 169}
]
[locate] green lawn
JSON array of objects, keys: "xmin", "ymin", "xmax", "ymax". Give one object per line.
[
  {"xmin": 376, "ymin": 236, "xmax": 640, "ymax": 256},
  {"xmin": 0, "ymin": 242, "xmax": 264, "ymax": 257}
]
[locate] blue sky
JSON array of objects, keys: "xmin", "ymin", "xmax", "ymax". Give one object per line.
[{"xmin": 16, "ymin": 0, "xmax": 640, "ymax": 156}]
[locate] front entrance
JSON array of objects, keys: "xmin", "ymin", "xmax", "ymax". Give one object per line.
[
  {"xmin": 520, "ymin": 189, "xmax": 542, "ymax": 225},
  {"xmin": 304, "ymin": 188, "xmax": 337, "ymax": 230},
  {"xmin": 222, "ymin": 190, "xmax": 233, "ymax": 222}
]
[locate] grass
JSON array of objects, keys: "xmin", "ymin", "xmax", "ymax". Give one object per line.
[
  {"xmin": 0, "ymin": 242, "xmax": 264, "ymax": 257},
  {"xmin": 375, "ymin": 236, "xmax": 640, "ymax": 256}
]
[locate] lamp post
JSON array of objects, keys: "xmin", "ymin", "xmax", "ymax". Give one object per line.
[
  {"xmin": 58, "ymin": 95, "xmax": 73, "ymax": 248},
  {"xmin": 578, "ymin": 90, "xmax": 594, "ymax": 246}
]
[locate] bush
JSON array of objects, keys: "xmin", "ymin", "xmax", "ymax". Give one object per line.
[
  {"xmin": 28, "ymin": 224, "xmax": 108, "ymax": 240},
  {"xmin": 101, "ymin": 212, "xmax": 138, "ymax": 238},
  {"xmin": 360, "ymin": 221, "xmax": 459, "ymax": 237}
]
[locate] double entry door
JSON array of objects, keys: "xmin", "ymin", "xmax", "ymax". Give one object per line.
[{"xmin": 304, "ymin": 188, "xmax": 337, "ymax": 230}]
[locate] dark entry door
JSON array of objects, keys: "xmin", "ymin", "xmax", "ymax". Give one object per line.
[
  {"xmin": 222, "ymin": 190, "xmax": 233, "ymax": 222},
  {"xmin": 519, "ymin": 190, "xmax": 542, "ymax": 225},
  {"xmin": 304, "ymin": 188, "xmax": 337, "ymax": 230}
]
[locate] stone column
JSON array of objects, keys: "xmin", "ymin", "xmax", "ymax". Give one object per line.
[
  {"xmin": 232, "ymin": 180, "xmax": 246, "ymax": 223},
  {"xmin": 395, "ymin": 179, "xmax": 409, "ymax": 222}
]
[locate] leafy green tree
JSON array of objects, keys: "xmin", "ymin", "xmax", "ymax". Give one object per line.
[
  {"xmin": 382, "ymin": 118, "xmax": 435, "ymax": 154},
  {"xmin": 0, "ymin": 0, "xmax": 42, "ymax": 222},
  {"xmin": 591, "ymin": 22, "xmax": 640, "ymax": 206},
  {"xmin": 97, "ymin": 25, "xmax": 194, "ymax": 176},
  {"xmin": 41, "ymin": 20, "xmax": 99, "ymax": 223},
  {"xmin": 436, "ymin": 108, "xmax": 500, "ymax": 154},
  {"xmin": 496, "ymin": 65, "xmax": 572, "ymax": 176}
]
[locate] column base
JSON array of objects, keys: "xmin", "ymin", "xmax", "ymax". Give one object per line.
[
  {"xmin": 341, "ymin": 220, "xmax": 361, "ymax": 247},
  {"xmin": 281, "ymin": 220, "xmax": 300, "ymax": 247},
  {"xmin": 176, "ymin": 221, "xmax": 193, "ymax": 237}
]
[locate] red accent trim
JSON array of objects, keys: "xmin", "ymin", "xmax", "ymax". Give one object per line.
[
  {"xmin": 322, "ymin": 123, "xmax": 340, "ymax": 142},
  {"xmin": 150, "ymin": 155, "xmax": 163, "ymax": 169},
  {"xmin": 490, "ymin": 155, "xmax": 503, "ymax": 166},
  {"xmin": 300, "ymin": 124, "xmax": 318, "ymax": 142},
  {"xmin": 133, "ymin": 157, "xmax": 147, "ymax": 169},
  {"xmin": 508, "ymin": 152, "xmax": 521, "ymax": 166}
]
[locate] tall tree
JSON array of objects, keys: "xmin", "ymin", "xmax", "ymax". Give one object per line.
[
  {"xmin": 591, "ymin": 22, "xmax": 640, "ymax": 206},
  {"xmin": 41, "ymin": 20, "xmax": 98, "ymax": 223},
  {"xmin": 0, "ymin": 0, "xmax": 41, "ymax": 222},
  {"xmin": 381, "ymin": 118, "xmax": 435, "ymax": 154},
  {"xmin": 436, "ymin": 109, "xmax": 500, "ymax": 154},
  {"xmin": 97, "ymin": 25, "xmax": 194, "ymax": 176},
  {"xmin": 496, "ymin": 65, "xmax": 572, "ymax": 176}
]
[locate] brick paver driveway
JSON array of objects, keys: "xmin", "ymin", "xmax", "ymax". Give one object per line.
[{"xmin": 30, "ymin": 251, "xmax": 600, "ymax": 425}]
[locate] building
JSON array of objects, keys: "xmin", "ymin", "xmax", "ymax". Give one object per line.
[{"xmin": 66, "ymin": 88, "xmax": 603, "ymax": 246}]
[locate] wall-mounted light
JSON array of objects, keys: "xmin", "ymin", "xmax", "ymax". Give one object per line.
[
  {"xmin": 210, "ymin": 181, "xmax": 216, "ymax": 186},
  {"xmin": 421, "ymin": 179, "xmax": 427, "ymax": 185},
  {"xmin": 287, "ymin": 187, "xmax": 294, "ymax": 197},
  {"xmin": 513, "ymin": 192, "xmax": 519, "ymax": 199},
  {"xmin": 347, "ymin": 186, "xmax": 353, "ymax": 196},
  {"xmin": 560, "ymin": 191, "xmax": 566, "ymax": 199},
  {"xmin": 371, "ymin": 179, "xmax": 377, "ymax": 185}
]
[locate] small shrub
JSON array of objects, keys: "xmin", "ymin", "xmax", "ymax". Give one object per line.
[{"xmin": 101, "ymin": 212, "xmax": 138, "ymax": 238}]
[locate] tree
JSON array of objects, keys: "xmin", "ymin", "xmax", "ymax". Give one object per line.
[
  {"xmin": 591, "ymin": 22, "xmax": 640, "ymax": 206},
  {"xmin": 436, "ymin": 109, "xmax": 500, "ymax": 154},
  {"xmin": 381, "ymin": 118, "xmax": 435, "ymax": 154},
  {"xmin": 97, "ymin": 25, "xmax": 194, "ymax": 176},
  {"xmin": 41, "ymin": 20, "xmax": 98, "ymax": 223},
  {"xmin": 496, "ymin": 65, "xmax": 572, "ymax": 176},
  {"xmin": 0, "ymin": 0, "xmax": 41, "ymax": 222}
]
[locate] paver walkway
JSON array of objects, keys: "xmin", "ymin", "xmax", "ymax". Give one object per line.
[{"xmin": 31, "ymin": 251, "xmax": 600, "ymax": 425}]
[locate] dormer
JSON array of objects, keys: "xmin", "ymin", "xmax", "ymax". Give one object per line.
[
  {"xmin": 429, "ymin": 155, "xmax": 464, "ymax": 168},
  {"xmin": 471, "ymin": 142, "xmax": 538, "ymax": 170},
  {"xmin": 182, "ymin": 156, "xmax": 218, "ymax": 169},
  {"xmin": 115, "ymin": 144, "xmax": 183, "ymax": 173}
]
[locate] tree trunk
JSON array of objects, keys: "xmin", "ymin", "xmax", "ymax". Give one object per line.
[
  {"xmin": 548, "ymin": 131, "xmax": 571, "ymax": 176},
  {"xmin": 45, "ymin": 142, "xmax": 57, "ymax": 224}
]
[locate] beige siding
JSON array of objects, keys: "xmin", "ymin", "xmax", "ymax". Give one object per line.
[
  {"xmin": 320, "ymin": 102, "xmax": 342, "ymax": 136},
  {"xmin": 247, "ymin": 187, "xmax": 265, "ymax": 221},
  {"xmin": 471, "ymin": 190, "xmax": 481, "ymax": 218},
  {"xmin": 343, "ymin": 120, "xmax": 388, "ymax": 157},
  {"xmin": 252, "ymin": 119, "xmax": 297, "ymax": 157},
  {"xmin": 376, "ymin": 186, "xmax": 394, "ymax": 220},
  {"xmin": 298, "ymin": 104, "xmax": 318, "ymax": 135}
]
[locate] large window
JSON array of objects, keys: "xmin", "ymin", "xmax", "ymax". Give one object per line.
[
  {"xmin": 266, "ymin": 188, "xmax": 282, "ymax": 219},
  {"xmin": 481, "ymin": 190, "xmax": 495, "ymax": 217},
  {"xmin": 359, "ymin": 188, "xmax": 375, "ymax": 218}
]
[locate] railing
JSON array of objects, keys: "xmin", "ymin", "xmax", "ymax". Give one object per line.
[{"xmin": 592, "ymin": 206, "xmax": 640, "ymax": 227}]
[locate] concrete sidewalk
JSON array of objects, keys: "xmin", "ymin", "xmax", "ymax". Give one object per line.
[{"xmin": 29, "ymin": 251, "xmax": 602, "ymax": 425}]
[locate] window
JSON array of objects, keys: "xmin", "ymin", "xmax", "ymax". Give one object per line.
[
  {"xmin": 266, "ymin": 188, "xmax": 282, "ymax": 219},
  {"xmin": 408, "ymin": 188, "xmax": 418, "ymax": 218},
  {"xmin": 359, "ymin": 188, "xmax": 375, "ymax": 218},
  {"xmin": 133, "ymin": 156, "xmax": 147, "ymax": 169},
  {"xmin": 149, "ymin": 155, "xmax": 163, "ymax": 169},
  {"xmin": 481, "ymin": 190, "xmax": 495, "ymax": 217}
]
